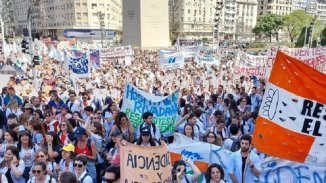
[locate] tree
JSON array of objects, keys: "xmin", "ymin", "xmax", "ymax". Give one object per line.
[
  {"xmin": 283, "ymin": 10, "xmax": 313, "ymax": 45},
  {"xmin": 320, "ymin": 27, "xmax": 326, "ymax": 46},
  {"xmin": 253, "ymin": 14, "xmax": 284, "ymax": 42}
]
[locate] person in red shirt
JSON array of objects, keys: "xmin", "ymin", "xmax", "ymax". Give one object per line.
[{"xmin": 44, "ymin": 112, "xmax": 59, "ymax": 132}]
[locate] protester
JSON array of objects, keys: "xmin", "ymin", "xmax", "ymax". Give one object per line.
[
  {"xmin": 58, "ymin": 171, "xmax": 77, "ymax": 183},
  {"xmin": 27, "ymin": 161, "xmax": 56, "ymax": 183},
  {"xmin": 74, "ymin": 154, "xmax": 93, "ymax": 183},
  {"xmin": 205, "ymin": 163, "xmax": 226, "ymax": 183},
  {"xmin": 172, "ymin": 159, "xmax": 201, "ymax": 183},
  {"xmin": 102, "ymin": 165, "xmax": 120, "ymax": 183},
  {"xmin": 135, "ymin": 126, "xmax": 159, "ymax": 146}
]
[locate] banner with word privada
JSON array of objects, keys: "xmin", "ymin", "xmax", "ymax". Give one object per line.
[
  {"xmin": 234, "ymin": 51, "xmax": 267, "ymax": 77},
  {"xmin": 121, "ymin": 83, "xmax": 179, "ymax": 135},
  {"xmin": 266, "ymin": 46, "xmax": 326, "ymax": 78},
  {"xmin": 120, "ymin": 141, "xmax": 172, "ymax": 183},
  {"xmin": 159, "ymin": 49, "xmax": 186, "ymax": 70},
  {"xmin": 253, "ymin": 51, "xmax": 326, "ymax": 166}
]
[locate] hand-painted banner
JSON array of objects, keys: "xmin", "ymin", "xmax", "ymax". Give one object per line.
[
  {"xmin": 101, "ymin": 45, "xmax": 133, "ymax": 58},
  {"xmin": 64, "ymin": 51, "xmax": 90, "ymax": 77},
  {"xmin": 121, "ymin": 83, "xmax": 179, "ymax": 135},
  {"xmin": 255, "ymin": 157, "xmax": 326, "ymax": 183},
  {"xmin": 168, "ymin": 133, "xmax": 232, "ymax": 182},
  {"xmin": 182, "ymin": 46, "xmax": 199, "ymax": 58},
  {"xmin": 159, "ymin": 49, "xmax": 185, "ymax": 70},
  {"xmin": 253, "ymin": 51, "xmax": 326, "ymax": 166},
  {"xmin": 266, "ymin": 46, "xmax": 326, "ymax": 78},
  {"xmin": 120, "ymin": 141, "xmax": 172, "ymax": 183},
  {"xmin": 234, "ymin": 51, "xmax": 267, "ymax": 77},
  {"xmin": 90, "ymin": 50, "xmax": 100, "ymax": 68},
  {"xmin": 195, "ymin": 47, "xmax": 220, "ymax": 65}
]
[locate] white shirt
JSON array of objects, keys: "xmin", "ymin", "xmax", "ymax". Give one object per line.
[
  {"xmin": 77, "ymin": 170, "xmax": 93, "ymax": 183},
  {"xmin": 67, "ymin": 100, "xmax": 82, "ymax": 113}
]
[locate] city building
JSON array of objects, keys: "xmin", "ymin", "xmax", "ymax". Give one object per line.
[
  {"xmin": 1, "ymin": 0, "xmax": 15, "ymax": 38},
  {"xmin": 170, "ymin": 0, "xmax": 218, "ymax": 43},
  {"xmin": 123, "ymin": 0, "xmax": 170, "ymax": 48},
  {"xmin": 258, "ymin": 0, "xmax": 293, "ymax": 16},
  {"xmin": 12, "ymin": 0, "xmax": 123, "ymax": 44},
  {"xmin": 235, "ymin": 0, "xmax": 258, "ymax": 41}
]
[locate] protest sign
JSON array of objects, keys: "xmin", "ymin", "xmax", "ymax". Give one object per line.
[
  {"xmin": 64, "ymin": 51, "xmax": 90, "ymax": 77},
  {"xmin": 168, "ymin": 133, "xmax": 232, "ymax": 182},
  {"xmin": 121, "ymin": 83, "xmax": 179, "ymax": 135},
  {"xmin": 234, "ymin": 51, "xmax": 267, "ymax": 77},
  {"xmin": 182, "ymin": 46, "xmax": 199, "ymax": 58},
  {"xmin": 266, "ymin": 46, "xmax": 326, "ymax": 78},
  {"xmin": 256, "ymin": 157, "xmax": 326, "ymax": 183},
  {"xmin": 195, "ymin": 46, "xmax": 220, "ymax": 65},
  {"xmin": 90, "ymin": 50, "xmax": 100, "ymax": 68},
  {"xmin": 253, "ymin": 51, "xmax": 326, "ymax": 166},
  {"xmin": 120, "ymin": 141, "xmax": 172, "ymax": 183},
  {"xmin": 101, "ymin": 45, "xmax": 133, "ymax": 58},
  {"xmin": 159, "ymin": 49, "xmax": 185, "ymax": 70}
]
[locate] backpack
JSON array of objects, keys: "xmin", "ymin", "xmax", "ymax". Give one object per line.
[
  {"xmin": 230, "ymin": 137, "xmax": 241, "ymax": 152},
  {"xmin": 80, "ymin": 172, "xmax": 92, "ymax": 183}
]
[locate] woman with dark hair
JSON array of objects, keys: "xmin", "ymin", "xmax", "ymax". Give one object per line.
[
  {"xmin": 72, "ymin": 111, "xmax": 86, "ymax": 128},
  {"xmin": 0, "ymin": 130, "xmax": 18, "ymax": 157},
  {"xmin": 58, "ymin": 120, "xmax": 74, "ymax": 145},
  {"xmin": 59, "ymin": 171, "xmax": 77, "ymax": 183},
  {"xmin": 205, "ymin": 132, "xmax": 223, "ymax": 146},
  {"xmin": 17, "ymin": 130, "xmax": 37, "ymax": 181},
  {"xmin": 0, "ymin": 146, "xmax": 25, "ymax": 183},
  {"xmin": 135, "ymin": 126, "xmax": 158, "ymax": 146},
  {"xmin": 205, "ymin": 163, "xmax": 226, "ymax": 183},
  {"xmin": 229, "ymin": 99, "xmax": 240, "ymax": 119},
  {"xmin": 183, "ymin": 123, "xmax": 195, "ymax": 140},
  {"xmin": 33, "ymin": 148, "xmax": 57, "ymax": 177},
  {"xmin": 45, "ymin": 131, "xmax": 63, "ymax": 163},
  {"xmin": 33, "ymin": 109, "xmax": 44, "ymax": 123},
  {"xmin": 175, "ymin": 113, "xmax": 203, "ymax": 141},
  {"xmin": 103, "ymin": 102, "xmax": 118, "ymax": 123},
  {"xmin": 110, "ymin": 112, "xmax": 134, "ymax": 143},
  {"xmin": 27, "ymin": 161, "xmax": 56, "ymax": 183},
  {"xmin": 28, "ymin": 120, "xmax": 45, "ymax": 146}
]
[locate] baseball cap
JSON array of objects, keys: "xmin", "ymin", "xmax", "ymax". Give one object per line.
[
  {"xmin": 140, "ymin": 126, "xmax": 151, "ymax": 136},
  {"xmin": 62, "ymin": 144, "xmax": 75, "ymax": 153},
  {"xmin": 73, "ymin": 127, "xmax": 86, "ymax": 138},
  {"xmin": 18, "ymin": 130, "xmax": 31, "ymax": 138}
]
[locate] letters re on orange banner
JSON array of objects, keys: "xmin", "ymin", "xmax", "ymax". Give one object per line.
[
  {"xmin": 253, "ymin": 51, "xmax": 326, "ymax": 166},
  {"xmin": 120, "ymin": 141, "xmax": 172, "ymax": 182}
]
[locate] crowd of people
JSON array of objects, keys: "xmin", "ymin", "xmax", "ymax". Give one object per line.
[{"xmin": 0, "ymin": 44, "xmax": 266, "ymax": 183}]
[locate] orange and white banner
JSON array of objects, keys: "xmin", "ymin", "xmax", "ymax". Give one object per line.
[
  {"xmin": 120, "ymin": 141, "xmax": 172, "ymax": 182},
  {"xmin": 253, "ymin": 51, "xmax": 326, "ymax": 166},
  {"xmin": 266, "ymin": 46, "xmax": 326, "ymax": 78}
]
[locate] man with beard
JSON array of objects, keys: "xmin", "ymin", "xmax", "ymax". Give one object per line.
[{"xmin": 228, "ymin": 134, "xmax": 261, "ymax": 183}]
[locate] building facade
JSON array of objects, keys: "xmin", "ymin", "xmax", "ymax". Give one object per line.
[
  {"xmin": 1, "ymin": 0, "xmax": 15, "ymax": 38},
  {"xmin": 235, "ymin": 0, "xmax": 258, "ymax": 41},
  {"xmin": 12, "ymin": 0, "xmax": 122, "ymax": 43}
]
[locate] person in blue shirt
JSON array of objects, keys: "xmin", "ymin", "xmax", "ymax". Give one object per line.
[
  {"xmin": 228, "ymin": 134, "xmax": 261, "ymax": 183},
  {"xmin": 3, "ymin": 87, "xmax": 22, "ymax": 107}
]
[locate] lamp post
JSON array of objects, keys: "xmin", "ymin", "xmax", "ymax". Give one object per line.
[
  {"xmin": 27, "ymin": 0, "xmax": 40, "ymax": 54},
  {"xmin": 97, "ymin": 11, "xmax": 105, "ymax": 48}
]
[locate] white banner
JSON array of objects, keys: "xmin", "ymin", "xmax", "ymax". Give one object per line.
[
  {"xmin": 64, "ymin": 50, "xmax": 90, "ymax": 78},
  {"xmin": 266, "ymin": 46, "xmax": 326, "ymax": 78},
  {"xmin": 256, "ymin": 157, "xmax": 326, "ymax": 183},
  {"xmin": 159, "ymin": 49, "xmax": 185, "ymax": 70},
  {"xmin": 100, "ymin": 45, "xmax": 133, "ymax": 58},
  {"xmin": 234, "ymin": 51, "xmax": 267, "ymax": 77},
  {"xmin": 182, "ymin": 46, "xmax": 199, "ymax": 58},
  {"xmin": 195, "ymin": 46, "xmax": 220, "ymax": 65}
]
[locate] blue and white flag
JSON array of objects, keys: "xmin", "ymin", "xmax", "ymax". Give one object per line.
[
  {"xmin": 64, "ymin": 50, "xmax": 90, "ymax": 77},
  {"xmin": 159, "ymin": 49, "xmax": 185, "ymax": 70},
  {"xmin": 195, "ymin": 46, "xmax": 220, "ymax": 65}
]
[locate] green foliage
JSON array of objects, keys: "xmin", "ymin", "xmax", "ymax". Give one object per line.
[
  {"xmin": 295, "ymin": 27, "xmax": 308, "ymax": 47},
  {"xmin": 252, "ymin": 14, "xmax": 284, "ymax": 42},
  {"xmin": 321, "ymin": 27, "xmax": 326, "ymax": 46},
  {"xmin": 248, "ymin": 42, "xmax": 267, "ymax": 48}
]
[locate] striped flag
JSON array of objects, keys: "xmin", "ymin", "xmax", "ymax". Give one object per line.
[{"xmin": 253, "ymin": 51, "xmax": 326, "ymax": 166}]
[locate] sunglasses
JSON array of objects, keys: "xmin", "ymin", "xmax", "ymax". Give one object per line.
[
  {"xmin": 97, "ymin": 112, "xmax": 102, "ymax": 115},
  {"xmin": 207, "ymin": 135, "xmax": 215, "ymax": 138},
  {"xmin": 32, "ymin": 170, "xmax": 42, "ymax": 174},
  {"xmin": 74, "ymin": 163, "xmax": 84, "ymax": 168},
  {"xmin": 102, "ymin": 178, "xmax": 115, "ymax": 183},
  {"xmin": 141, "ymin": 134, "xmax": 150, "ymax": 136},
  {"xmin": 92, "ymin": 117, "xmax": 100, "ymax": 120},
  {"xmin": 37, "ymin": 155, "xmax": 45, "ymax": 158}
]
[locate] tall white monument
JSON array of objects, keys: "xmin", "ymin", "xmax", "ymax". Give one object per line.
[{"xmin": 123, "ymin": 0, "xmax": 170, "ymax": 48}]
